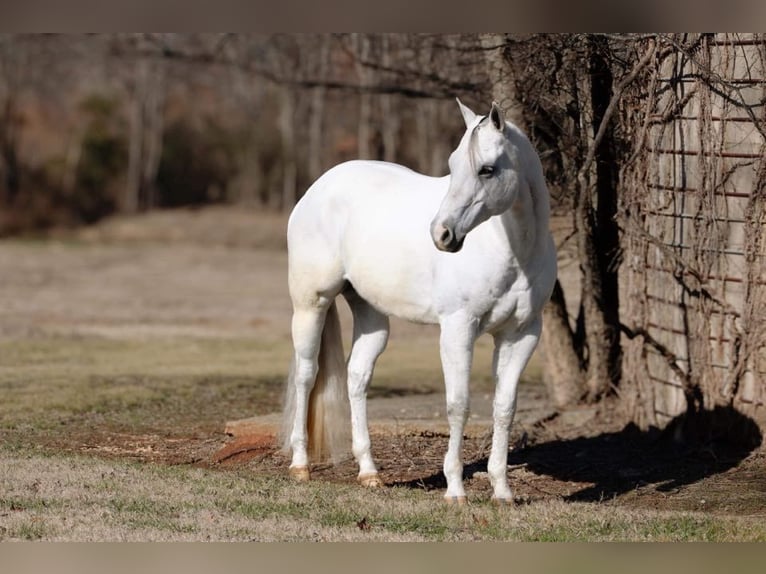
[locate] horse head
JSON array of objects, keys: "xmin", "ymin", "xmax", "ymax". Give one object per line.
[{"xmin": 431, "ymin": 99, "xmax": 522, "ymax": 253}]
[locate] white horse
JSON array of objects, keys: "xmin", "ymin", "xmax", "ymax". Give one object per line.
[{"xmin": 282, "ymin": 99, "xmax": 556, "ymax": 503}]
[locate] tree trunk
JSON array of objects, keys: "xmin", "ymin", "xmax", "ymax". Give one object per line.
[
  {"xmin": 0, "ymin": 95, "xmax": 20, "ymax": 206},
  {"xmin": 141, "ymin": 60, "xmax": 165, "ymax": 210},
  {"xmin": 481, "ymin": 33, "xmax": 589, "ymax": 408},
  {"xmin": 576, "ymin": 176, "xmax": 614, "ymax": 399},
  {"xmin": 541, "ymin": 280, "xmax": 586, "ymax": 407},
  {"xmin": 479, "ymin": 33, "xmax": 521, "ymax": 122},
  {"xmin": 580, "ymin": 34, "xmax": 623, "ymax": 399},
  {"xmin": 125, "ymin": 65, "xmax": 143, "ymax": 214},
  {"xmin": 380, "ymin": 35, "xmax": 399, "ymax": 164},
  {"xmin": 279, "ymin": 86, "xmax": 297, "ymax": 211},
  {"xmin": 307, "ymin": 36, "xmax": 329, "ymax": 183},
  {"xmin": 125, "ymin": 58, "xmax": 165, "ymax": 213},
  {"xmin": 353, "ymin": 34, "xmax": 373, "ymax": 160}
]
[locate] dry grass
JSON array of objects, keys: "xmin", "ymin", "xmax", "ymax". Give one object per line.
[{"xmin": 2, "ymin": 447, "xmax": 765, "ymax": 541}]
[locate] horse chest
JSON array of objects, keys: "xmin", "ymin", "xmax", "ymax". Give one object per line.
[{"xmin": 478, "ymin": 272, "xmax": 537, "ymax": 334}]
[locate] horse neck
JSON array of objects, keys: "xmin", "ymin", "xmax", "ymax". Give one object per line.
[{"xmin": 493, "ymin": 171, "xmax": 551, "ymax": 266}]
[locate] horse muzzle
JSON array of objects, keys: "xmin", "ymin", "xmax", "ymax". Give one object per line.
[{"xmin": 431, "ymin": 222, "xmax": 465, "ymax": 253}]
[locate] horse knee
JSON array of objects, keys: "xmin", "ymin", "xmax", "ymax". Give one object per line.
[{"xmin": 445, "ymin": 393, "xmax": 469, "ymax": 421}]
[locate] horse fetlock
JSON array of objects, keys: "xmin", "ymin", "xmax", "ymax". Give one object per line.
[{"xmin": 352, "ymin": 446, "xmax": 374, "ymax": 474}]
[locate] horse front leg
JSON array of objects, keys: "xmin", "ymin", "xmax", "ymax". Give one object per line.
[
  {"xmin": 488, "ymin": 317, "xmax": 542, "ymax": 502},
  {"xmin": 439, "ymin": 314, "xmax": 478, "ymax": 504}
]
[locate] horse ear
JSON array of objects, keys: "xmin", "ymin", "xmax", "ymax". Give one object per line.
[
  {"xmin": 456, "ymin": 98, "xmax": 477, "ymax": 128},
  {"xmin": 489, "ymin": 101, "xmax": 504, "ymax": 131}
]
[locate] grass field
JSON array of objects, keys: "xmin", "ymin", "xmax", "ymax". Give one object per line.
[{"xmin": 1, "ymin": 207, "xmax": 764, "ymax": 541}]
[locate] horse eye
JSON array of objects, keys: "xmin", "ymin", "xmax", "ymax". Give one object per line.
[{"xmin": 478, "ymin": 165, "xmax": 495, "ymax": 178}]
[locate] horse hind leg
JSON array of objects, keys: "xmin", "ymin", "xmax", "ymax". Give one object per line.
[
  {"xmin": 343, "ymin": 288, "xmax": 390, "ymax": 487},
  {"xmin": 282, "ymin": 305, "xmax": 326, "ymax": 480},
  {"xmin": 283, "ymin": 296, "xmax": 349, "ymax": 481}
]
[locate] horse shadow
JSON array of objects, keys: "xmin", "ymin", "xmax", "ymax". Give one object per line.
[{"xmin": 393, "ymin": 405, "xmax": 762, "ymax": 502}]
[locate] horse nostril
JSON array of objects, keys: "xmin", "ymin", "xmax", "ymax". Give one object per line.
[{"xmin": 440, "ymin": 227, "xmax": 453, "ymax": 245}]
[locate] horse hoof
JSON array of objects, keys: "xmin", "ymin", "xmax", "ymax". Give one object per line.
[
  {"xmin": 358, "ymin": 473, "xmax": 382, "ymax": 488},
  {"xmin": 289, "ymin": 466, "xmax": 310, "ymax": 482},
  {"xmin": 491, "ymin": 496, "xmax": 513, "ymax": 506},
  {"xmin": 444, "ymin": 495, "xmax": 467, "ymax": 506}
]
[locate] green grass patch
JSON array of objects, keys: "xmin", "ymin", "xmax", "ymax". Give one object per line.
[{"xmin": 0, "ymin": 336, "xmax": 289, "ymax": 448}]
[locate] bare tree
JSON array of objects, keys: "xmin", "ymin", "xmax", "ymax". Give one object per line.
[
  {"xmin": 353, "ymin": 34, "xmax": 374, "ymax": 160},
  {"xmin": 124, "ymin": 56, "xmax": 165, "ymax": 212},
  {"xmin": 483, "ymin": 34, "xmax": 658, "ymax": 407},
  {"xmin": 0, "ymin": 35, "xmax": 23, "ymax": 207},
  {"xmin": 379, "ymin": 35, "xmax": 400, "ymax": 164},
  {"xmin": 307, "ymin": 35, "xmax": 330, "ymax": 183}
]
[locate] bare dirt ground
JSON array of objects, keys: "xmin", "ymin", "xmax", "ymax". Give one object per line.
[{"xmin": 1, "ymin": 206, "xmax": 764, "ymax": 517}]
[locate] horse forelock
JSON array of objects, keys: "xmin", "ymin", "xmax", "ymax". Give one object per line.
[
  {"xmin": 466, "ymin": 115, "xmax": 487, "ymax": 173},
  {"xmin": 467, "ymin": 114, "xmax": 509, "ymax": 173}
]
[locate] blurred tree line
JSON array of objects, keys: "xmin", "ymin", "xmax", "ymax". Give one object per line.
[
  {"xmin": 0, "ymin": 32, "xmax": 644, "ymax": 414},
  {"xmin": 0, "ymin": 33, "xmax": 491, "ymax": 234}
]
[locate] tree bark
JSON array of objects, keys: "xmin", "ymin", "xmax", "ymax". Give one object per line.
[
  {"xmin": 587, "ymin": 34, "xmax": 622, "ymax": 395},
  {"xmin": 481, "ymin": 33, "xmax": 589, "ymax": 407},
  {"xmin": 576, "ymin": 35, "xmax": 623, "ymax": 399},
  {"xmin": 479, "ymin": 33, "xmax": 522, "ymax": 122},
  {"xmin": 575, "ymin": 172, "xmax": 615, "ymax": 399},
  {"xmin": 541, "ymin": 280, "xmax": 586, "ymax": 407}
]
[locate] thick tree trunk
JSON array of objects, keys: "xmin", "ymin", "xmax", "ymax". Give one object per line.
[
  {"xmin": 576, "ymin": 179, "xmax": 615, "ymax": 399},
  {"xmin": 580, "ymin": 35, "xmax": 623, "ymax": 399},
  {"xmin": 481, "ymin": 33, "xmax": 589, "ymax": 408},
  {"xmin": 541, "ymin": 280, "xmax": 586, "ymax": 407}
]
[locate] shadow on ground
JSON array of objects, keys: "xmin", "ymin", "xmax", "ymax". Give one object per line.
[{"xmin": 393, "ymin": 406, "xmax": 763, "ymax": 502}]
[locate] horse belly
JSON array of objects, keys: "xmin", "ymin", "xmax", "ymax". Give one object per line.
[
  {"xmin": 341, "ymin": 212, "xmax": 439, "ymax": 324},
  {"xmin": 344, "ymin": 246, "xmax": 438, "ymax": 324}
]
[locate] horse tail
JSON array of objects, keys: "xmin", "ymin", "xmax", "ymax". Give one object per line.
[{"xmin": 281, "ymin": 300, "xmax": 349, "ymax": 464}]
